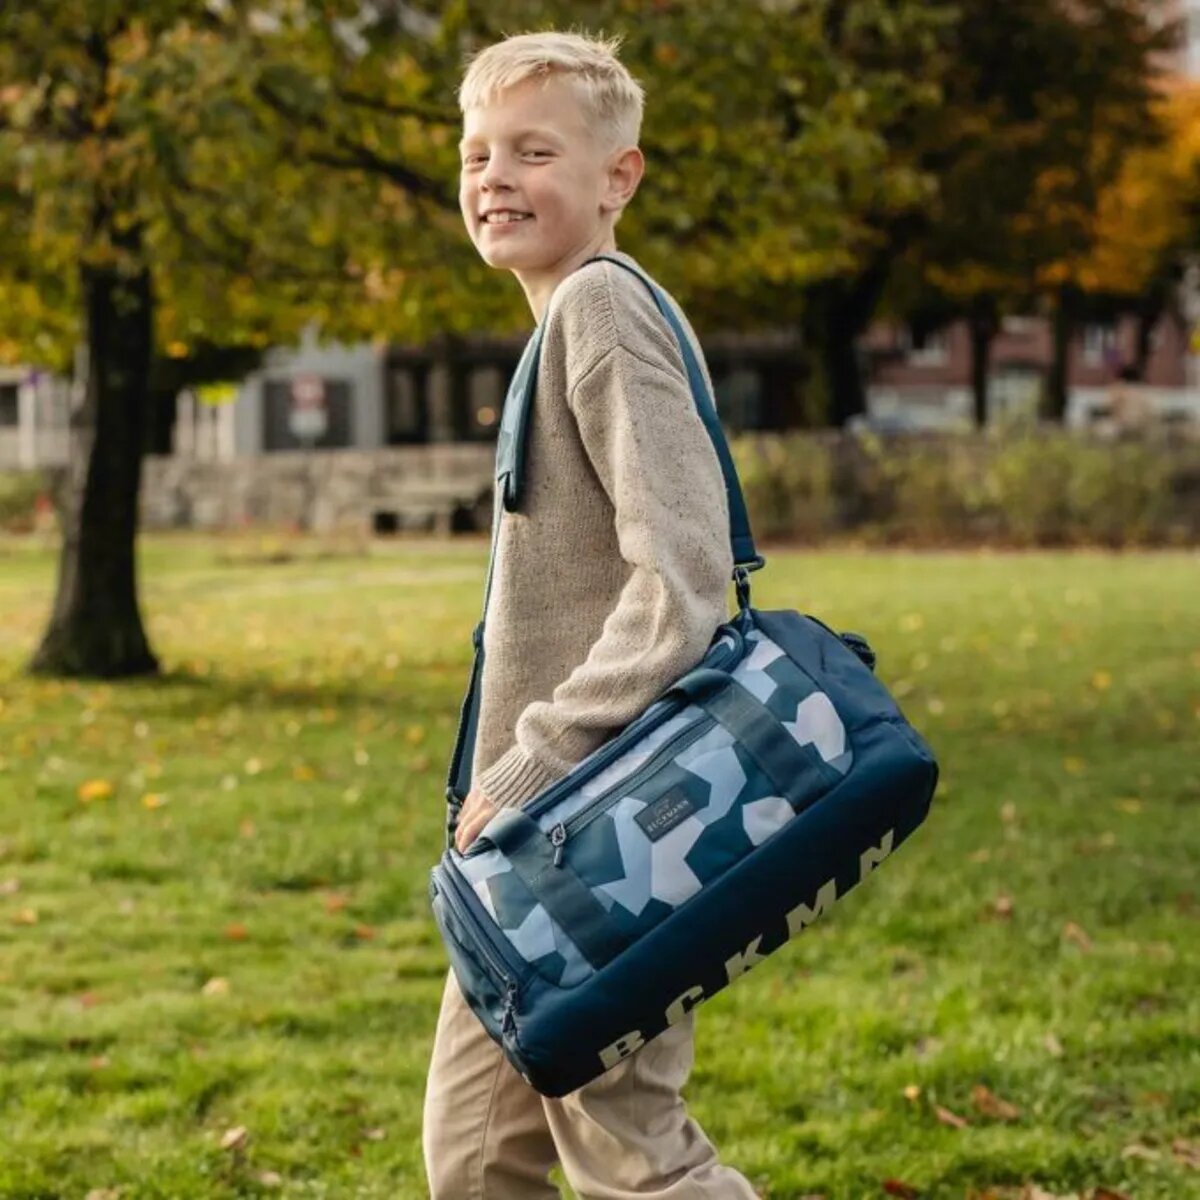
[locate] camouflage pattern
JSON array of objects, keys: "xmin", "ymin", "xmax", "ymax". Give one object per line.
[{"xmin": 455, "ymin": 627, "xmax": 853, "ymax": 988}]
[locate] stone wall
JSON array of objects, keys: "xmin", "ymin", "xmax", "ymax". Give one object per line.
[{"xmin": 140, "ymin": 444, "xmax": 496, "ymax": 533}]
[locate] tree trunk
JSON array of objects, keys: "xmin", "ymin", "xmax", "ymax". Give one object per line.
[
  {"xmin": 1131, "ymin": 284, "xmax": 1168, "ymax": 381},
  {"xmin": 29, "ymin": 220, "xmax": 159, "ymax": 678},
  {"xmin": 806, "ymin": 255, "xmax": 893, "ymax": 428},
  {"xmin": 968, "ymin": 294, "xmax": 997, "ymax": 428},
  {"xmin": 1044, "ymin": 283, "xmax": 1076, "ymax": 422}
]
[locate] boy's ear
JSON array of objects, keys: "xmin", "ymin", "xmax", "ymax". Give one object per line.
[{"xmin": 602, "ymin": 145, "xmax": 645, "ymax": 215}]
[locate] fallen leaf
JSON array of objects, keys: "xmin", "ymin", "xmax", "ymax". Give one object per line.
[
  {"xmin": 934, "ymin": 1104, "xmax": 969, "ymax": 1128},
  {"xmin": 1063, "ymin": 756, "xmax": 1087, "ymax": 776},
  {"xmin": 1090, "ymin": 670, "xmax": 1112, "ymax": 691},
  {"xmin": 882, "ymin": 1180, "xmax": 920, "ymax": 1198},
  {"xmin": 89, "ymin": 1055, "xmax": 110, "ymax": 1070},
  {"xmin": 224, "ymin": 922, "xmax": 249, "ymax": 942},
  {"xmin": 992, "ymin": 894, "xmax": 1014, "ymax": 919},
  {"xmin": 77, "ymin": 991, "xmax": 102, "ymax": 1009},
  {"xmin": 0, "ymin": 877, "xmax": 19, "ymax": 895},
  {"xmin": 1042, "ymin": 1032, "xmax": 1064, "ymax": 1058},
  {"xmin": 323, "ymin": 892, "xmax": 349, "ymax": 914},
  {"xmin": 258, "ymin": 1172, "xmax": 283, "ymax": 1188},
  {"xmin": 1120, "ymin": 1142, "xmax": 1161, "ymax": 1161},
  {"xmin": 292, "ymin": 763, "xmax": 317, "ymax": 781},
  {"xmin": 1062, "ymin": 921, "xmax": 1092, "ymax": 951},
  {"xmin": 968, "ymin": 848, "xmax": 991, "ymax": 863},
  {"xmin": 363, "ymin": 1126, "xmax": 386, "ymax": 1141},
  {"xmin": 1174, "ymin": 1137, "xmax": 1200, "ymax": 1169},
  {"xmin": 78, "ymin": 778, "xmax": 113, "ymax": 803},
  {"xmin": 140, "ymin": 792, "xmax": 167, "ymax": 809},
  {"xmin": 353, "ymin": 923, "xmax": 375, "ymax": 940},
  {"xmin": 971, "ymin": 1084, "xmax": 1020, "ymax": 1120},
  {"xmin": 239, "ymin": 818, "xmax": 256, "ymax": 838},
  {"xmin": 903, "ymin": 1083, "xmax": 921, "ymax": 1102},
  {"xmin": 1000, "ymin": 801, "xmax": 1017, "ymax": 824},
  {"xmin": 12, "ymin": 907, "xmax": 37, "ymax": 925},
  {"xmin": 219, "ymin": 1125, "xmax": 249, "ymax": 1152},
  {"xmin": 201, "ymin": 976, "xmax": 230, "ymax": 997}
]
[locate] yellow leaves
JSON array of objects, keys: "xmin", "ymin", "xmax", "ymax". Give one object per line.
[
  {"xmin": 219, "ymin": 1125, "xmax": 249, "ymax": 1152},
  {"xmin": 404, "ymin": 724, "xmax": 426, "ymax": 745},
  {"xmin": 971, "ymin": 1084, "xmax": 1020, "ymax": 1121},
  {"xmin": 935, "ymin": 1103, "xmax": 969, "ymax": 1128},
  {"xmin": 12, "ymin": 907, "xmax": 38, "ymax": 926},
  {"xmin": 77, "ymin": 778, "xmax": 113, "ymax": 803},
  {"xmin": 903, "ymin": 1083, "xmax": 921, "ymax": 1102},
  {"xmin": 201, "ymin": 976, "xmax": 230, "ymax": 997},
  {"xmin": 291, "ymin": 763, "xmax": 317, "ymax": 782},
  {"xmin": 243, "ymin": 758, "xmax": 263, "ymax": 776},
  {"xmin": 1062, "ymin": 921, "xmax": 1092, "ymax": 951},
  {"xmin": 140, "ymin": 792, "xmax": 167, "ymax": 810}
]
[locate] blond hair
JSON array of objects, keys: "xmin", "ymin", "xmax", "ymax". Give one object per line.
[{"xmin": 457, "ymin": 30, "xmax": 645, "ymax": 154}]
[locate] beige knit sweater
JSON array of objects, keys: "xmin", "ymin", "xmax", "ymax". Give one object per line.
[{"xmin": 471, "ymin": 250, "xmax": 735, "ymax": 812}]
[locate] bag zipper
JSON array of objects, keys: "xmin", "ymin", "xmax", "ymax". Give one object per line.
[
  {"xmin": 523, "ymin": 622, "xmax": 747, "ymax": 824},
  {"xmin": 548, "ymin": 713, "xmax": 718, "ymax": 857},
  {"xmin": 433, "ymin": 864, "xmax": 525, "ymax": 990}
]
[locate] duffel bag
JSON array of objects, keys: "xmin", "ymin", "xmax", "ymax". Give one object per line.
[{"xmin": 431, "ymin": 254, "xmax": 939, "ymax": 1097}]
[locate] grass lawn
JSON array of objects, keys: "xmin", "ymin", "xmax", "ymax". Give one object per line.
[{"xmin": 0, "ymin": 534, "xmax": 1196, "ymax": 1200}]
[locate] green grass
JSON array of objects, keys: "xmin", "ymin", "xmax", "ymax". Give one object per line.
[{"xmin": 0, "ymin": 534, "xmax": 1196, "ymax": 1199}]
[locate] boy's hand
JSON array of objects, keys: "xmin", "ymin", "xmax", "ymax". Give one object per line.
[{"xmin": 454, "ymin": 784, "xmax": 499, "ymax": 854}]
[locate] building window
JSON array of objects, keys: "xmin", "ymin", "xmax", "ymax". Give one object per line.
[
  {"xmin": 1082, "ymin": 323, "xmax": 1118, "ymax": 367},
  {"xmin": 904, "ymin": 326, "xmax": 950, "ymax": 367},
  {"xmin": 713, "ymin": 367, "xmax": 762, "ymax": 431},
  {"xmin": 0, "ymin": 384, "xmax": 18, "ymax": 428},
  {"xmin": 262, "ymin": 378, "xmax": 353, "ymax": 450},
  {"xmin": 386, "ymin": 367, "xmax": 427, "ymax": 444},
  {"xmin": 466, "ymin": 365, "xmax": 504, "ymax": 440}
]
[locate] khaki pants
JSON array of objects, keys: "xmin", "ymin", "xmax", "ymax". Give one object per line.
[{"xmin": 422, "ymin": 968, "xmax": 760, "ymax": 1199}]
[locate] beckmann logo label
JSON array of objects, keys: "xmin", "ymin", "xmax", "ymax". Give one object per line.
[
  {"xmin": 634, "ymin": 786, "xmax": 698, "ymax": 842},
  {"xmin": 597, "ymin": 828, "xmax": 896, "ymax": 1070}
]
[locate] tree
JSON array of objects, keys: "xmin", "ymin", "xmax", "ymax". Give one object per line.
[
  {"xmin": 831, "ymin": 0, "xmax": 1175, "ymax": 426},
  {"xmin": 0, "ymin": 2, "xmax": 474, "ymax": 677}
]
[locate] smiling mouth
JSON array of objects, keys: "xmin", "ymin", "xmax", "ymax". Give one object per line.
[{"xmin": 481, "ymin": 212, "xmax": 534, "ymax": 226}]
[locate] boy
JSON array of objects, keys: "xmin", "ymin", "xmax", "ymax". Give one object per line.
[{"xmin": 422, "ymin": 30, "xmax": 760, "ymax": 1200}]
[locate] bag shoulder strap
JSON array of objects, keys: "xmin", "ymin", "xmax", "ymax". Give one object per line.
[{"xmin": 445, "ymin": 254, "xmax": 764, "ymax": 815}]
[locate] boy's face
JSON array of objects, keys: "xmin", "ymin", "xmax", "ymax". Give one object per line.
[{"xmin": 459, "ymin": 74, "xmax": 638, "ymax": 304}]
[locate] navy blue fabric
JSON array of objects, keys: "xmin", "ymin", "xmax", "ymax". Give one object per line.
[
  {"xmin": 484, "ymin": 808, "xmax": 633, "ymax": 968},
  {"xmin": 584, "ymin": 254, "xmax": 761, "ymax": 570}
]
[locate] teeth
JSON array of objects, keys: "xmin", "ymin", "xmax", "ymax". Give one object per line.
[{"xmin": 483, "ymin": 212, "xmax": 531, "ymax": 224}]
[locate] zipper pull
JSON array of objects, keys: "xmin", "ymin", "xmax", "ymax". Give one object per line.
[
  {"xmin": 501, "ymin": 982, "xmax": 518, "ymax": 1036},
  {"xmin": 549, "ymin": 822, "xmax": 567, "ymax": 867}
]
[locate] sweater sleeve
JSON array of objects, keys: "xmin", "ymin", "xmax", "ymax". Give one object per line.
[{"xmin": 474, "ymin": 294, "xmax": 735, "ymax": 811}]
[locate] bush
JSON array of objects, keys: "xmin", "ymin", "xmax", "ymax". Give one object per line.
[
  {"xmin": 0, "ymin": 471, "xmax": 47, "ymax": 532},
  {"xmin": 727, "ymin": 430, "xmax": 1197, "ymax": 547},
  {"xmin": 730, "ymin": 432, "xmax": 836, "ymax": 541}
]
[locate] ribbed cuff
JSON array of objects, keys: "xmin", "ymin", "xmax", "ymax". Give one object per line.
[{"xmin": 475, "ymin": 744, "xmax": 565, "ymax": 811}]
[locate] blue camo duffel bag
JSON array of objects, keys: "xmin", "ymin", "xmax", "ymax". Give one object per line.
[{"xmin": 430, "ymin": 255, "xmax": 939, "ymax": 1098}]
